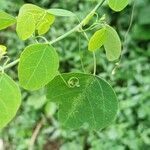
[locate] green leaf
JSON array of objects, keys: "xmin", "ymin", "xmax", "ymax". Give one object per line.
[
  {"xmin": 47, "ymin": 9, "xmax": 76, "ymax": 17},
  {"xmin": 104, "ymin": 25, "xmax": 121, "ymax": 61},
  {"xmin": 16, "ymin": 13, "xmax": 35, "ymax": 40},
  {"xmin": 16, "ymin": 4, "xmax": 55, "ymax": 40},
  {"xmin": 88, "ymin": 27, "xmax": 106, "ymax": 51},
  {"xmin": 46, "ymin": 73, "xmax": 118, "ymax": 130},
  {"xmin": 108, "ymin": 0, "xmax": 129, "ymax": 12},
  {"xmin": 36, "ymin": 12, "xmax": 55, "ymax": 35},
  {"xmin": 18, "ymin": 43, "xmax": 59, "ymax": 91},
  {"xmin": 0, "ymin": 73, "xmax": 21, "ymax": 129},
  {"xmin": 0, "ymin": 10, "xmax": 16, "ymax": 30}
]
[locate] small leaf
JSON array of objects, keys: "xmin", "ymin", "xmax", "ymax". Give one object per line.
[
  {"xmin": 88, "ymin": 27, "xmax": 106, "ymax": 51},
  {"xmin": 0, "ymin": 73, "xmax": 21, "ymax": 129},
  {"xmin": 0, "ymin": 10, "xmax": 16, "ymax": 30},
  {"xmin": 16, "ymin": 13, "xmax": 35, "ymax": 40},
  {"xmin": 18, "ymin": 43, "xmax": 59, "ymax": 91},
  {"xmin": 104, "ymin": 25, "xmax": 121, "ymax": 61},
  {"xmin": 108, "ymin": 0, "xmax": 129, "ymax": 12},
  {"xmin": 46, "ymin": 73, "xmax": 118, "ymax": 130},
  {"xmin": 47, "ymin": 9, "xmax": 76, "ymax": 17}
]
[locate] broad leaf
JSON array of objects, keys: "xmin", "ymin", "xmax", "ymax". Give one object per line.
[
  {"xmin": 47, "ymin": 9, "xmax": 75, "ymax": 17},
  {"xmin": 18, "ymin": 43, "xmax": 59, "ymax": 91},
  {"xmin": 108, "ymin": 0, "xmax": 129, "ymax": 12},
  {"xmin": 47, "ymin": 73, "xmax": 118, "ymax": 130},
  {"xmin": 0, "ymin": 73, "xmax": 21, "ymax": 129},
  {"xmin": 104, "ymin": 25, "xmax": 121, "ymax": 61},
  {"xmin": 16, "ymin": 4, "xmax": 55, "ymax": 40},
  {"xmin": 0, "ymin": 10, "xmax": 16, "ymax": 30},
  {"xmin": 88, "ymin": 27, "xmax": 106, "ymax": 51}
]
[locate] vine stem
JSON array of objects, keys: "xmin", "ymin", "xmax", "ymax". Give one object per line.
[{"xmin": 0, "ymin": 0, "xmax": 106, "ymax": 72}]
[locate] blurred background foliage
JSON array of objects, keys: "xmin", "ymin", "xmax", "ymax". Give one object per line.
[{"xmin": 0, "ymin": 0, "xmax": 150, "ymax": 150}]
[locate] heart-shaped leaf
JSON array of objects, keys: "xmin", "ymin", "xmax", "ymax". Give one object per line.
[{"xmin": 46, "ymin": 73, "xmax": 118, "ymax": 130}]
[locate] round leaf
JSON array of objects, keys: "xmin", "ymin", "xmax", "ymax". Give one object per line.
[
  {"xmin": 0, "ymin": 73, "xmax": 21, "ymax": 129},
  {"xmin": 88, "ymin": 27, "xmax": 106, "ymax": 51},
  {"xmin": 104, "ymin": 25, "xmax": 121, "ymax": 61},
  {"xmin": 108, "ymin": 0, "xmax": 129, "ymax": 12},
  {"xmin": 46, "ymin": 73, "xmax": 118, "ymax": 130},
  {"xmin": 18, "ymin": 43, "xmax": 59, "ymax": 91}
]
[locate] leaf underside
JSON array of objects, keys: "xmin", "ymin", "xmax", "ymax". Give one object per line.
[
  {"xmin": 47, "ymin": 73, "xmax": 118, "ymax": 130},
  {"xmin": 0, "ymin": 73, "xmax": 21, "ymax": 129}
]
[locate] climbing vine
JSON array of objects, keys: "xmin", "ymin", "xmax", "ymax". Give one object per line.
[{"xmin": 0, "ymin": 0, "xmax": 129, "ymax": 130}]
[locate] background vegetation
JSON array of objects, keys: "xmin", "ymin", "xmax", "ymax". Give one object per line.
[{"xmin": 0, "ymin": 0, "xmax": 150, "ymax": 149}]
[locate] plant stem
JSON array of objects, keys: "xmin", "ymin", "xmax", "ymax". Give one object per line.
[
  {"xmin": 0, "ymin": 0, "xmax": 105, "ymax": 72},
  {"xmin": 93, "ymin": 52, "xmax": 96, "ymax": 75}
]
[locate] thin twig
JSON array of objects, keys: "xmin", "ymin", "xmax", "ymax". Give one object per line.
[{"xmin": 28, "ymin": 117, "xmax": 45, "ymax": 150}]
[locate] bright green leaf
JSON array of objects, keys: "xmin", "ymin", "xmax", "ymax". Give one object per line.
[
  {"xmin": 104, "ymin": 25, "xmax": 121, "ymax": 61},
  {"xmin": 46, "ymin": 73, "xmax": 118, "ymax": 130},
  {"xmin": 36, "ymin": 12, "xmax": 55, "ymax": 35},
  {"xmin": 0, "ymin": 73, "xmax": 21, "ymax": 129},
  {"xmin": 16, "ymin": 13, "xmax": 35, "ymax": 40},
  {"xmin": 88, "ymin": 27, "xmax": 106, "ymax": 51},
  {"xmin": 0, "ymin": 10, "xmax": 16, "ymax": 30},
  {"xmin": 18, "ymin": 43, "xmax": 59, "ymax": 91},
  {"xmin": 108, "ymin": 0, "xmax": 129, "ymax": 12},
  {"xmin": 16, "ymin": 4, "xmax": 55, "ymax": 40},
  {"xmin": 47, "ymin": 9, "xmax": 76, "ymax": 17}
]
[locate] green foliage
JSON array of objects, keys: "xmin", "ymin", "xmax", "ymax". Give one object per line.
[
  {"xmin": 108, "ymin": 0, "xmax": 129, "ymax": 12},
  {"xmin": 88, "ymin": 27, "xmax": 106, "ymax": 51},
  {"xmin": 88, "ymin": 25, "xmax": 121, "ymax": 61},
  {"xmin": 47, "ymin": 9, "xmax": 76, "ymax": 17},
  {"xmin": 18, "ymin": 43, "xmax": 59, "ymax": 91},
  {"xmin": 0, "ymin": 10, "xmax": 16, "ymax": 30},
  {"xmin": 47, "ymin": 73, "xmax": 118, "ymax": 130},
  {"xmin": 0, "ymin": 73, "xmax": 21, "ymax": 129},
  {"xmin": 16, "ymin": 4, "xmax": 55, "ymax": 40},
  {"xmin": 104, "ymin": 25, "xmax": 121, "ymax": 61}
]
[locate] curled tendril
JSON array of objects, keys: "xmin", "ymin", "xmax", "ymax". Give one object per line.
[{"xmin": 68, "ymin": 77, "xmax": 80, "ymax": 88}]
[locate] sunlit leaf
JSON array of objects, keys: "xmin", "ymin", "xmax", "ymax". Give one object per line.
[
  {"xmin": 16, "ymin": 4, "xmax": 55, "ymax": 40},
  {"xmin": 18, "ymin": 43, "xmax": 59, "ymax": 91},
  {"xmin": 88, "ymin": 27, "xmax": 106, "ymax": 51},
  {"xmin": 16, "ymin": 13, "xmax": 35, "ymax": 40},
  {"xmin": 0, "ymin": 73, "xmax": 21, "ymax": 129},
  {"xmin": 47, "ymin": 73, "xmax": 118, "ymax": 130}
]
